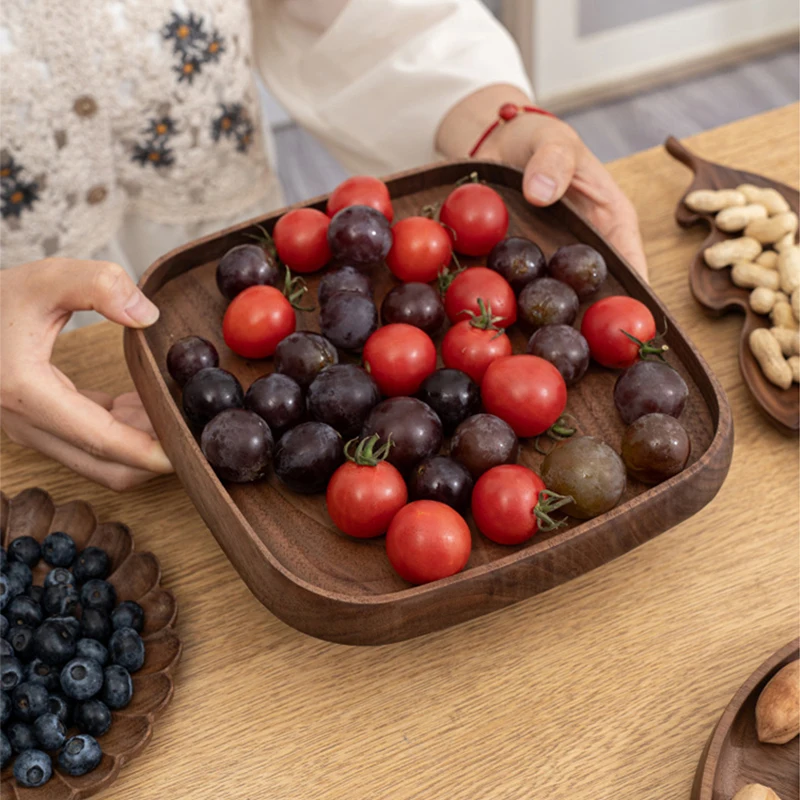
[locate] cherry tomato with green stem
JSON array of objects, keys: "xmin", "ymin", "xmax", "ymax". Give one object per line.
[
  {"xmin": 386, "ymin": 216, "xmax": 452, "ymax": 283},
  {"xmin": 327, "ymin": 176, "xmax": 394, "ymax": 222},
  {"xmin": 326, "ymin": 435, "xmax": 408, "ymax": 538},
  {"xmin": 441, "ymin": 267, "xmax": 517, "ymax": 326},
  {"xmin": 273, "ymin": 208, "xmax": 331, "ymax": 274},
  {"xmin": 472, "ymin": 464, "xmax": 572, "ymax": 545},
  {"xmin": 439, "ymin": 180, "xmax": 508, "ymax": 256},
  {"xmin": 363, "ymin": 323, "xmax": 437, "ymax": 397}
]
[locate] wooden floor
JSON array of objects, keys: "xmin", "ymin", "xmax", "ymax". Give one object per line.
[{"xmin": 270, "ymin": 45, "xmax": 800, "ymax": 205}]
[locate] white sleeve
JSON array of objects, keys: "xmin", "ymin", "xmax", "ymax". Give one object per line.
[{"xmin": 251, "ymin": 0, "xmax": 532, "ymax": 175}]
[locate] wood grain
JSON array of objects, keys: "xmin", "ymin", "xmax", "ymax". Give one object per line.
[
  {"xmin": 124, "ymin": 160, "xmax": 731, "ymax": 645},
  {"xmin": 1, "ymin": 104, "xmax": 797, "ymax": 799}
]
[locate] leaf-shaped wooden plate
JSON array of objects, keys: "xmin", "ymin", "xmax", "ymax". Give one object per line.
[
  {"xmin": 0, "ymin": 488, "xmax": 181, "ymax": 800},
  {"xmin": 666, "ymin": 135, "xmax": 799, "ymax": 436},
  {"xmin": 692, "ymin": 639, "xmax": 799, "ymax": 800}
]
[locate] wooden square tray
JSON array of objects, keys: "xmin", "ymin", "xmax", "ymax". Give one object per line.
[{"xmin": 124, "ymin": 160, "xmax": 733, "ymax": 646}]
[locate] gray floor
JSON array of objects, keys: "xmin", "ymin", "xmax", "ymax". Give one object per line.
[{"xmin": 270, "ymin": 45, "xmax": 800, "ymax": 206}]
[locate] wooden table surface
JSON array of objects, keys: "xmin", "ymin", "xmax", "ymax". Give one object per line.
[{"xmin": 2, "ymin": 105, "xmax": 798, "ymax": 800}]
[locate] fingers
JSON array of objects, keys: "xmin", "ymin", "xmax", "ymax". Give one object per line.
[
  {"xmin": 110, "ymin": 401, "xmax": 157, "ymax": 437},
  {"xmin": 3, "ymin": 410, "xmax": 160, "ymax": 492}
]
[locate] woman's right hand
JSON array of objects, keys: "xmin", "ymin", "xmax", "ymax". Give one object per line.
[{"xmin": 1, "ymin": 258, "xmax": 174, "ymax": 491}]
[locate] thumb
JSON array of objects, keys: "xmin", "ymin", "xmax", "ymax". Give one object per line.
[
  {"xmin": 522, "ymin": 139, "xmax": 579, "ymax": 207},
  {"xmin": 46, "ymin": 259, "xmax": 159, "ymax": 327}
]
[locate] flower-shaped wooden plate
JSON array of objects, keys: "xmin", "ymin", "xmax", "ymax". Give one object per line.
[
  {"xmin": 666, "ymin": 135, "xmax": 799, "ymax": 436},
  {"xmin": 692, "ymin": 639, "xmax": 799, "ymax": 800},
  {"xmin": 0, "ymin": 488, "xmax": 181, "ymax": 800}
]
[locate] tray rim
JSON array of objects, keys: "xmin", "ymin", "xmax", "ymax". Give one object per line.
[{"xmin": 124, "ymin": 158, "xmax": 734, "ymax": 640}]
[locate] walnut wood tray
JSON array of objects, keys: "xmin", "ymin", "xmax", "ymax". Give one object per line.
[
  {"xmin": 666, "ymin": 135, "xmax": 800, "ymax": 436},
  {"xmin": 692, "ymin": 639, "xmax": 799, "ymax": 800},
  {"xmin": 0, "ymin": 488, "xmax": 181, "ymax": 800},
  {"xmin": 124, "ymin": 159, "xmax": 733, "ymax": 646}
]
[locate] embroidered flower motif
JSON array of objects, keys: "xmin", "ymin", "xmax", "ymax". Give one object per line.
[
  {"xmin": 145, "ymin": 116, "xmax": 177, "ymax": 139},
  {"xmin": 132, "ymin": 116, "xmax": 178, "ymax": 169},
  {"xmin": 162, "ymin": 11, "xmax": 226, "ymax": 84},
  {"xmin": 0, "ymin": 155, "xmax": 39, "ymax": 219},
  {"xmin": 211, "ymin": 104, "xmax": 254, "ymax": 153}
]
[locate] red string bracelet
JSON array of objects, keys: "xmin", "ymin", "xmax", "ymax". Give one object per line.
[{"xmin": 468, "ymin": 103, "xmax": 556, "ymax": 158}]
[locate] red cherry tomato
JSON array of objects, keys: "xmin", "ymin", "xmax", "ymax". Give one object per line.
[
  {"xmin": 363, "ymin": 324, "xmax": 437, "ymax": 397},
  {"xmin": 272, "ymin": 208, "xmax": 331, "ymax": 274},
  {"xmin": 327, "ymin": 176, "xmax": 394, "ymax": 222},
  {"xmin": 581, "ymin": 296, "xmax": 656, "ymax": 369},
  {"xmin": 326, "ymin": 439, "xmax": 408, "ymax": 539},
  {"xmin": 441, "ymin": 319, "xmax": 512, "ymax": 384},
  {"xmin": 386, "ymin": 500, "xmax": 472, "ymax": 584},
  {"xmin": 222, "ymin": 285, "xmax": 296, "ymax": 359},
  {"xmin": 386, "ymin": 217, "xmax": 452, "ymax": 283},
  {"xmin": 481, "ymin": 355, "xmax": 567, "ymax": 437},
  {"xmin": 472, "ymin": 465, "xmax": 571, "ymax": 545},
  {"xmin": 439, "ymin": 182, "xmax": 508, "ymax": 256},
  {"xmin": 443, "ymin": 267, "xmax": 517, "ymax": 326}
]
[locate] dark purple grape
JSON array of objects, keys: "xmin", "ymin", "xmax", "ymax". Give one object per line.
[
  {"xmin": 487, "ymin": 236, "xmax": 546, "ymax": 294},
  {"xmin": 408, "ymin": 456, "xmax": 473, "ymax": 511},
  {"xmin": 450, "ymin": 414, "xmax": 518, "ymax": 478},
  {"xmin": 547, "ymin": 244, "xmax": 607, "ymax": 299},
  {"xmin": 166, "ymin": 336, "xmax": 219, "ymax": 387},
  {"xmin": 518, "ymin": 277, "xmax": 579, "ymax": 330},
  {"xmin": 621, "ymin": 413, "xmax": 690, "ymax": 484},
  {"xmin": 327, "ymin": 205, "xmax": 392, "ymax": 268},
  {"xmin": 318, "ymin": 266, "xmax": 372, "ymax": 306},
  {"xmin": 274, "ymin": 332, "xmax": 338, "ymax": 390},
  {"xmin": 417, "ymin": 369, "xmax": 481, "ymax": 434},
  {"xmin": 274, "ymin": 422, "xmax": 343, "ymax": 494},
  {"xmin": 541, "ymin": 436, "xmax": 626, "ymax": 519},
  {"xmin": 307, "ymin": 364, "xmax": 380, "ymax": 438},
  {"xmin": 200, "ymin": 409, "xmax": 273, "ymax": 483},
  {"xmin": 526, "ymin": 324, "xmax": 590, "ymax": 386},
  {"xmin": 216, "ymin": 244, "xmax": 280, "ymax": 301},
  {"xmin": 245, "ymin": 373, "xmax": 305, "ymax": 438},
  {"xmin": 182, "ymin": 368, "xmax": 244, "ymax": 429},
  {"xmin": 361, "ymin": 397, "xmax": 442, "ymax": 474},
  {"xmin": 614, "ymin": 360, "xmax": 688, "ymax": 425},
  {"xmin": 380, "ymin": 282, "xmax": 445, "ymax": 335},
  {"xmin": 320, "ymin": 292, "xmax": 378, "ymax": 351}
]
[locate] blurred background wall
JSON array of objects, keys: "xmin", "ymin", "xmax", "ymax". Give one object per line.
[{"xmin": 264, "ymin": 0, "xmax": 800, "ymax": 204}]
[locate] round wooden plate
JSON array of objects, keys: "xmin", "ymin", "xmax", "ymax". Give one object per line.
[
  {"xmin": 0, "ymin": 488, "xmax": 181, "ymax": 800},
  {"xmin": 665, "ymin": 135, "xmax": 799, "ymax": 436},
  {"xmin": 692, "ymin": 639, "xmax": 799, "ymax": 800}
]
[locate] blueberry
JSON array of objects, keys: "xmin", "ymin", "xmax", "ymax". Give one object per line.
[
  {"xmin": 72, "ymin": 547, "xmax": 110, "ymax": 584},
  {"xmin": 80, "ymin": 608, "xmax": 111, "ymax": 642},
  {"xmin": 43, "ymin": 584, "xmax": 80, "ymax": 617},
  {"xmin": 0, "ymin": 613, "xmax": 8, "ymax": 638},
  {"xmin": 0, "ymin": 731, "xmax": 10, "ymax": 768},
  {"xmin": 41, "ymin": 532, "xmax": 76, "ymax": 567},
  {"xmin": 14, "ymin": 748, "xmax": 52, "ymax": 787},
  {"xmin": 6, "ymin": 560, "xmax": 32, "ymax": 590},
  {"xmin": 58, "ymin": 734, "xmax": 103, "ymax": 776},
  {"xmin": 33, "ymin": 619, "xmax": 77, "ymax": 665},
  {"xmin": 74, "ymin": 698, "xmax": 111, "ymax": 737},
  {"xmin": 12, "ymin": 682, "xmax": 49, "ymax": 722},
  {"xmin": 112, "ymin": 601, "xmax": 145, "ymax": 633},
  {"xmin": 27, "ymin": 584, "xmax": 44, "ymax": 605},
  {"xmin": 33, "ymin": 711, "xmax": 67, "ymax": 750},
  {"xmin": 8, "ymin": 624, "xmax": 35, "ymax": 661},
  {"xmin": 80, "ymin": 579, "xmax": 116, "ymax": 613},
  {"xmin": 8, "ymin": 721, "xmax": 36, "ymax": 753},
  {"xmin": 44, "ymin": 567, "xmax": 75, "ymax": 589},
  {"xmin": 109, "ymin": 627, "xmax": 145, "ymax": 673},
  {"xmin": 1, "ymin": 656, "xmax": 24, "ymax": 692},
  {"xmin": 26, "ymin": 659, "xmax": 61, "ymax": 693},
  {"xmin": 0, "ymin": 638, "xmax": 11, "ymax": 658},
  {"xmin": 6, "ymin": 594, "xmax": 42, "ymax": 629},
  {"xmin": 8, "ymin": 536, "xmax": 41, "ymax": 567},
  {"xmin": 53, "ymin": 614, "xmax": 81, "ymax": 641},
  {"xmin": 101, "ymin": 665, "xmax": 133, "ymax": 709},
  {"xmin": 0, "ymin": 690, "xmax": 10, "ymax": 725},
  {"xmin": 60, "ymin": 657, "xmax": 103, "ymax": 700},
  {"xmin": 46, "ymin": 693, "xmax": 73, "ymax": 726},
  {"xmin": 0, "ymin": 575, "xmax": 10, "ymax": 611}
]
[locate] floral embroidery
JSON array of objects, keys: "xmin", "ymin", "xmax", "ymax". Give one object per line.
[
  {"xmin": 132, "ymin": 116, "xmax": 177, "ymax": 168},
  {"xmin": 1, "ymin": 154, "xmax": 39, "ymax": 219},
  {"xmin": 211, "ymin": 104, "xmax": 254, "ymax": 153},
  {"xmin": 162, "ymin": 12, "xmax": 226, "ymax": 85}
]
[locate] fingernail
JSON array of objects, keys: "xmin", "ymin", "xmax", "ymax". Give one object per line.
[
  {"xmin": 124, "ymin": 290, "xmax": 160, "ymax": 326},
  {"xmin": 527, "ymin": 174, "xmax": 557, "ymax": 204}
]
